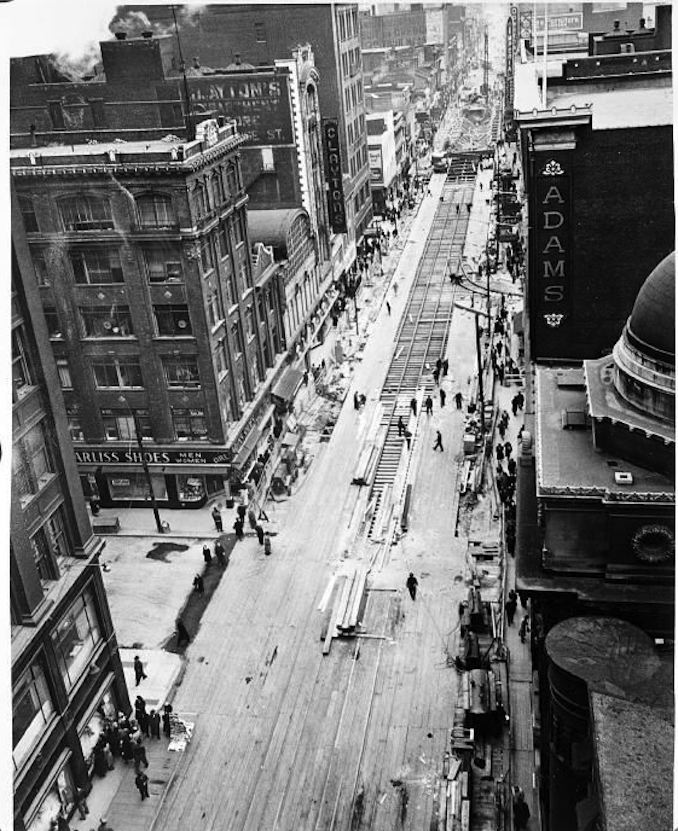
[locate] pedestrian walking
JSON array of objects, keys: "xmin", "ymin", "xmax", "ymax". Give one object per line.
[
  {"xmin": 496, "ymin": 444, "xmax": 504, "ymax": 462},
  {"xmin": 263, "ymin": 533, "xmax": 272, "ymax": 556},
  {"xmin": 247, "ymin": 509, "xmax": 257, "ymax": 529},
  {"xmin": 214, "ymin": 540, "xmax": 226, "ymax": 566},
  {"xmin": 393, "ymin": 281, "xmax": 399, "ymax": 296},
  {"xmin": 498, "ymin": 420, "xmax": 506, "ymax": 440},
  {"xmin": 237, "ymin": 503, "xmax": 247, "ymax": 522},
  {"xmin": 193, "ymin": 573, "xmax": 204, "ymax": 595},
  {"xmin": 233, "ymin": 518, "xmax": 244, "ymax": 540},
  {"xmin": 507, "ymin": 457, "xmax": 517, "ymax": 477},
  {"xmin": 516, "ymin": 390, "xmax": 525, "ymax": 410},
  {"xmin": 435, "ymin": 357, "xmax": 442, "ymax": 374},
  {"xmin": 397, "ymin": 415, "xmax": 405, "ymax": 437},
  {"xmin": 455, "ymin": 203, "xmax": 459, "ymax": 214},
  {"xmin": 410, "ymin": 397, "xmax": 418, "ymax": 416},
  {"xmin": 432, "ymin": 368, "xmax": 440, "ymax": 385},
  {"xmin": 505, "ymin": 597, "xmax": 517, "ymax": 625},
  {"xmin": 511, "ymin": 395, "xmax": 519, "ymax": 417},
  {"xmin": 133, "ymin": 656, "xmax": 147, "ymax": 686},
  {"xmin": 498, "ymin": 362, "xmax": 505, "ymax": 385},
  {"xmin": 175, "ymin": 618, "xmax": 190, "ymax": 647},
  {"xmin": 135, "ymin": 771, "xmax": 150, "ymax": 801},
  {"xmin": 425, "ymin": 395, "xmax": 433, "ymax": 416},
  {"xmin": 406, "ymin": 572, "xmax": 419, "ymax": 601},
  {"xmin": 519, "ymin": 615, "xmax": 530, "ymax": 643},
  {"xmin": 162, "ymin": 704, "xmax": 173, "ymax": 738},
  {"xmin": 211, "ymin": 505, "xmax": 223, "ymax": 532},
  {"xmin": 202, "ymin": 544, "xmax": 212, "ymax": 565},
  {"xmin": 439, "ymin": 388, "xmax": 446, "ymax": 407},
  {"xmin": 404, "ymin": 429, "xmax": 412, "ymax": 450},
  {"xmin": 433, "ymin": 430, "xmax": 444, "ymax": 452},
  {"xmin": 354, "ymin": 391, "xmax": 360, "ymax": 410},
  {"xmin": 454, "ymin": 391, "xmax": 463, "ymax": 410},
  {"xmin": 75, "ymin": 787, "xmax": 90, "ymax": 820},
  {"xmin": 504, "ymin": 441, "xmax": 513, "ymax": 458},
  {"xmin": 133, "ymin": 739, "xmax": 149, "ymax": 773},
  {"xmin": 442, "ymin": 358, "xmax": 449, "ymax": 376},
  {"xmin": 134, "ymin": 695, "xmax": 147, "ymax": 734},
  {"xmin": 255, "ymin": 525, "xmax": 264, "ymax": 545},
  {"xmin": 104, "ymin": 743, "xmax": 115, "ymax": 770},
  {"xmin": 149, "ymin": 709, "xmax": 161, "ymax": 739},
  {"xmin": 513, "ymin": 790, "xmax": 530, "ymax": 830},
  {"xmin": 386, "ymin": 301, "xmax": 391, "ymax": 316}
]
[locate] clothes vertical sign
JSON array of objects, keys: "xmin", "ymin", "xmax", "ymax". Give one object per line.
[{"xmin": 322, "ymin": 118, "xmax": 348, "ymax": 234}]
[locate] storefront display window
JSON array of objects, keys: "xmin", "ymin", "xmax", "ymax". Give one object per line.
[
  {"xmin": 51, "ymin": 587, "xmax": 102, "ymax": 690},
  {"xmin": 106, "ymin": 472, "xmax": 167, "ymax": 502},
  {"xmin": 178, "ymin": 475, "xmax": 205, "ymax": 503},
  {"xmin": 79, "ymin": 688, "xmax": 117, "ymax": 768},
  {"xmin": 13, "ymin": 661, "xmax": 54, "ymax": 770},
  {"xmin": 24, "ymin": 762, "xmax": 76, "ymax": 831}
]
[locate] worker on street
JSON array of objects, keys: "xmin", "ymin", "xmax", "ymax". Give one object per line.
[
  {"xmin": 133, "ymin": 656, "xmax": 147, "ymax": 686},
  {"xmin": 406, "ymin": 572, "xmax": 419, "ymax": 601},
  {"xmin": 433, "ymin": 430, "xmax": 444, "ymax": 452}
]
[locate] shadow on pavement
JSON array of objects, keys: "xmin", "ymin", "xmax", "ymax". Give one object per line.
[{"xmin": 163, "ymin": 533, "xmax": 235, "ymax": 654}]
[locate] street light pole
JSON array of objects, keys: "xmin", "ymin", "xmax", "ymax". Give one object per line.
[
  {"xmin": 474, "ymin": 313, "xmax": 486, "ymax": 436},
  {"xmin": 131, "ymin": 409, "xmax": 164, "ymax": 534}
]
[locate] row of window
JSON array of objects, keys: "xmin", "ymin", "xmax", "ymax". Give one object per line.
[
  {"xmin": 192, "ymin": 163, "xmax": 240, "ymax": 218},
  {"xmin": 344, "ymin": 77, "xmax": 364, "ymax": 115},
  {"xmin": 349, "ymin": 143, "xmax": 369, "ymax": 181},
  {"xmin": 13, "ymin": 420, "xmax": 55, "ymax": 505},
  {"xmin": 340, "ymin": 46, "xmax": 361, "ymax": 79},
  {"xmin": 57, "ymin": 357, "xmax": 202, "ymax": 391},
  {"xmin": 45, "ymin": 304, "xmax": 193, "ymax": 340},
  {"xmin": 347, "ymin": 113, "xmax": 366, "ymax": 148},
  {"xmin": 337, "ymin": 6, "xmax": 358, "ymax": 41},
  {"xmin": 353, "ymin": 180, "xmax": 371, "ymax": 217},
  {"xmin": 67, "ymin": 407, "xmax": 209, "ymax": 443}
]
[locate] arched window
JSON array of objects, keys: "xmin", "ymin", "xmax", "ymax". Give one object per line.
[
  {"xmin": 135, "ymin": 193, "xmax": 176, "ymax": 228},
  {"xmin": 225, "ymin": 164, "xmax": 238, "ymax": 198},
  {"xmin": 59, "ymin": 194, "xmax": 113, "ymax": 231}
]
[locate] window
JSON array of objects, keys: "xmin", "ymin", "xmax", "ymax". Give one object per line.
[
  {"xmin": 207, "ymin": 286, "xmax": 224, "ymax": 328},
  {"xmin": 136, "ymin": 193, "xmax": 176, "ymax": 228},
  {"xmin": 44, "ymin": 308, "xmax": 63, "ymax": 339},
  {"xmin": 172, "ymin": 407, "xmax": 207, "ymax": 440},
  {"xmin": 193, "ymin": 182, "xmax": 209, "ymax": 217},
  {"xmin": 59, "ymin": 195, "xmax": 113, "ymax": 231},
  {"xmin": 144, "ymin": 247, "xmax": 182, "ymax": 283},
  {"xmin": 30, "ymin": 527, "xmax": 58, "ymax": 582},
  {"xmin": 245, "ymin": 306, "xmax": 255, "ymax": 339},
  {"xmin": 80, "ymin": 306, "xmax": 134, "ymax": 338},
  {"xmin": 56, "ymin": 359, "xmax": 72, "ymax": 389},
  {"xmin": 33, "ymin": 252, "xmax": 50, "ymax": 286},
  {"xmin": 18, "ymin": 195, "xmax": 38, "ymax": 232},
  {"xmin": 163, "ymin": 358, "xmax": 200, "ymax": 387},
  {"xmin": 199, "ymin": 236, "xmax": 215, "ymax": 273},
  {"xmin": 13, "ymin": 662, "xmax": 54, "ymax": 770},
  {"xmin": 101, "ymin": 408, "xmax": 151, "ymax": 441},
  {"xmin": 71, "ymin": 248, "xmax": 123, "ymax": 284},
  {"xmin": 255, "ymin": 21, "xmax": 267, "ymax": 42},
  {"xmin": 217, "ymin": 222, "xmax": 231, "ymax": 260},
  {"xmin": 51, "ymin": 588, "xmax": 102, "ymax": 690},
  {"xmin": 12, "ymin": 421, "xmax": 54, "ymax": 503},
  {"xmin": 12, "ymin": 327, "xmax": 33, "ymax": 394},
  {"xmin": 46, "ymin": 506, "xmax": 70, "ymax": 561},
  {"xmin": 225, "ymin": 164, "xmax": 238, "ymax": 197},
  {"xmin": 212, "ymin": 171, "xmax": 227, "ymax": 206},
  {"xmin": 231, "ymin": 320, "xmax": 244, "ymax": 357},
  {"xmin": 233, "ymin": 212, "xmax": 246, "ymax": 245},
  {"xmin": 154, "ymin": 305, "xmax": 192, "ymax": 336},
  {"xmin": 215, "ymin": 339, "xmax": 229, "ymax": 377},
  {"xmin": 66, "ymin": 408, "xmax": 84, "ymax": 442},
  {"xmin": 48, "ymin": 100, "xmax": 65, "ymax": 129},
  {"xmin": 93, "ymin": 359, "xmax": 143, "ymax": 389}
]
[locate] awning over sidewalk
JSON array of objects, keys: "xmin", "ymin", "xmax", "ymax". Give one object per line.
[
  {"xmin": 271, "ymin": 367, "xmax": 304, "ymax": 404},
  {"xmin": 232, "ymin": 428, "xmax": 260, "ymax": 471}
]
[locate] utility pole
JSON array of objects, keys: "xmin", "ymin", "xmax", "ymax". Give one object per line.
[
  {"xmin": 474, "ymin": 313, "xmax": 486, "ymax": 436},
  {"xmin": 131, "ymin": 410, "xmax": 165, "ymax": 534}
]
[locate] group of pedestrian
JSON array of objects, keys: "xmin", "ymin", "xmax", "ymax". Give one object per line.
[
  {"xmin": 203, "ymin": 539, "xmax": 228, "ymax": 567},
  {"xmin": 511, "ymin": 390, "xmax": 525, "ymax": 417},
  {"xmin": 512, "ymin": 786, "xmax": 531, "ymax": 830}
]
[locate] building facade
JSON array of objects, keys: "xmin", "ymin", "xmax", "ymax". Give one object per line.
[
  {"xmin": 11, "ymin": 121, "xmax": 287, "ymax": 508},
  {"xmin": 11, "ymin": 185, "xmax": 129, "ymax": 831},
  {"xmin": 108, "ymin": 4, "xmax": 373, "ymax": 271},
  {"xmin": 366, "ymin": 110, "xmax": 399, "ymax": 216}
]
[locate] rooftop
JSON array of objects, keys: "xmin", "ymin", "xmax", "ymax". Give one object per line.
[
  {"xmin": 590, "ymin": 692, "xmax": 673, "ymax": 831},
  {"xmin": 535, "ymin": 366, "xmax": 674, "ymax": 499},
  {"xmin": 547, "ymin": 85, "xmax": 673, "ymax": 129}
]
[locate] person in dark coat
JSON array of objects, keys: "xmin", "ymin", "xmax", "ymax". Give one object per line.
[
  {"xmin": 432, "ymin": 368, "xmax": 440, "ymax": 385},
  {"xmin": 233, "ymin": 518, "xmax": 244, "ymax": 540},
  {"xmin": 211, "ymin": 505, "xmax": 223, "ymax": 532},
  {"xmin": 133, "ymin": 739, "xmax": 149, "ymax": 773},
  {"xmin": 512, "ymin": 791, "xmax": 530, "ymax": 829},
  {"xmin": 202, "ymin": 545, "xmax": 211, "ymax": 565},
  {"xmin": 135, "ymin": 771, "xmax": 150, "ymax": 801},
  {"xmin": 507, "ymin": 457, "xmax": 517, "ymax": 477},
  {"xmin": 255, "ymin": 525, "xmax": 264, "ymax": 545},
  {"xmin": 93, "ymin": 743, "xmax": 108, "ymax": 778},
  {"xmin": 193, "ymin": 573, "xmax": 204, "ymax": 595},
  {"xmin": 175, "ymin": 618, "xmax": 190, "ymax": 647},
  {"xmin": 214, "ymin": 540, "xmax": 226, "ymax": 567},
  {"xmin": 442, "ymin": 358, "xmax": 449, "ymax": 376},
  {"xmin": 248, "ymin": 509, "xmax": 257, "ymax": 529},
  {"xmin": 433, "ymin": 431, "xmax": 444, "ymax": 452},
  {"xmin": 410, "ymin": 397, "xmax": 417, "ymax": 416},
  {"xmin": 496, "ymin": 444, "xmax": 504, "ymax": 462},
  {"xmin": 504, "ymin": 441, "xmax": 513, "ymax": 458},
  {"xmin": 162, "ymin": 704, "xmax": 173, "ymax": 738},
  {"xmin": 454, "ymin": 391, "xmax": 463, "ymax": 410},
  {"xmin": 440, "ymin": 388, "xmax": 446, "ymax": 407},
  {"xmin": 354, "ymin": 391, "xmax": 360, "ymax": 410},
  {"xmin": 406, "ymin": 572, "xmax": 419, "ymax": 600},
  {"xmin": 511, "ymin": 395, "xmax": 519, "ymax": 416},
  {"xmin": 120, "ymin": 731, "xmax": 133, "ymax": 764},
  {"xmin": 498, "ymin": 420, "xmax": 507, "ymax": 440},
  {"xmin": 133, "ymin": 655, "xmax": 147, "ymax": 686},
  {"xmin": 404, "ymin": 429, "xmax": 412, "ymax": 450},
  {"xmin": 397, "ymin": 415, "xmax": 405, "ymax": 436},
  {"xmin": 149, "ymin": 709, "xmax": 161, "ymax": 739},
  {"xmin": 134, "ymin": 696, "xmax": 147, "ymax": 734},
  {"xmin": 505, "ymin": 597, "xmax": 517, "ymax": 625},
  {"xmin": 425, "ymin": 395, "xmax": 433, "ymax": 416},
  {"xmin": 435, "ymin": 358, "xmax": 442, "ymax": 374},
  {"xmin": 237, "ymin": 504, "xmax": 247, "ymax": 522}
]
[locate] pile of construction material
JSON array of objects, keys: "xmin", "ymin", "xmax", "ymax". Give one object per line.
[{"xmin": 319, "ymin": 564, "xmax": 368, "ymax": 654}]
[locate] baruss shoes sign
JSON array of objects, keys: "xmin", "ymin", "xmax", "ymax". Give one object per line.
[{"xmin": 322, "ymin": 118, "xmax": 348, "ymax": 234}]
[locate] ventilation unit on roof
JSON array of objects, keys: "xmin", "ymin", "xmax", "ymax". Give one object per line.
[
  {"xmin": 614, "ymin": 471, "xmax": 634, "ymax": 485},
  {"xmin": 561, "ymin": 409, "xmax": 587, "ymax": 429}
]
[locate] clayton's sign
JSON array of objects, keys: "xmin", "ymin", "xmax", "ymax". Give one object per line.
[{"xmin": 322, "ymin": 118, "xmax": 348, "ymax": 234}]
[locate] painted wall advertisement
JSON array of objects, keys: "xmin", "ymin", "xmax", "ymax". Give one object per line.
[
  {"xmin": 533, "ymin": 155, "xmax": 572, "ymax": 347},
  {"xmin": 190, "ymin": 72, "xmax": 293, "ymax": 145},
  {"xmin": 369, "ymin": 147, "xmax": 383, "ymax": 183},
  {"xmin": 322, "ymin": 118, "xmax": 348, "ymax": 234}
]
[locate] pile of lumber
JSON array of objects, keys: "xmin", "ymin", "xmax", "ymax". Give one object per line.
[
  {"xmin": 320, "ymin": 564, "xmax": 368, "ymax": 654},
  {"xmin": 437, "ymin": 753, "xmax": 471, "ymax": 831}
]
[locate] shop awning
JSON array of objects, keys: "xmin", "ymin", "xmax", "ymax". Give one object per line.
[
  {"xmin": 271, "ymin": 367, "xmax": 304, "ymax": 404},
  {"xmin": 233, "ymin": 428, "xmax": 260, "ymax": 471}
]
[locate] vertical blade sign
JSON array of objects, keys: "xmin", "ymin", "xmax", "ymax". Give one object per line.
[{"xmin": 323, "ymin": 118, "xmax": 348, "ymax": 234}]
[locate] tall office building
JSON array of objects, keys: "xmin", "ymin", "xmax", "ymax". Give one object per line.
[{"xmin": 11, "ymin": 185, "xmax": 129, "ymax": 831}]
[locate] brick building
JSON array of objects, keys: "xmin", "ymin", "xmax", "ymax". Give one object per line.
[
  {"xmin": 108, "ymin": 4, "xmax": 373, "ymax": 271},
  {"xmin": 514, "ymin": 12, "xmax": 673, "ymax": 362},
  {"xmin": 11, "ymin": 121, "xmax": 287, "ymax": 508},
  {"xmin": 11, "ymin": 184, "xmax": 129, "ymax": 831}
]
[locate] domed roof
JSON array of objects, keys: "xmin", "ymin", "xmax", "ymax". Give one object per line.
[{"xmin": 627, "ymin": 252, "xmax": 675, "ymax": 358}]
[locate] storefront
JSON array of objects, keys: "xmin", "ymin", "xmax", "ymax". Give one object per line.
[
  {"xmin": 75, "ymin": 447, "xmax": 232, "ymax": 509},
  {"xmin": 23, "ymin": 754, "xmax": 76, "ymax": 831},
  {"xmin": 77, "ymin": 681, "xmax": 119, "ymax": 775}
]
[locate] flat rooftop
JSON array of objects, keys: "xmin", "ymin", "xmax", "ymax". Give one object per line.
[
  {"xmin": 535, "ymin": 365, "xmax": 674, "ymax": 498},
  {"xmin": 548, "ymin": 85, "xmax": 673, "ymax": 129},
  {"xmin": 590, "ymin": 692, "xmax": 673, "ymax": 831}
]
